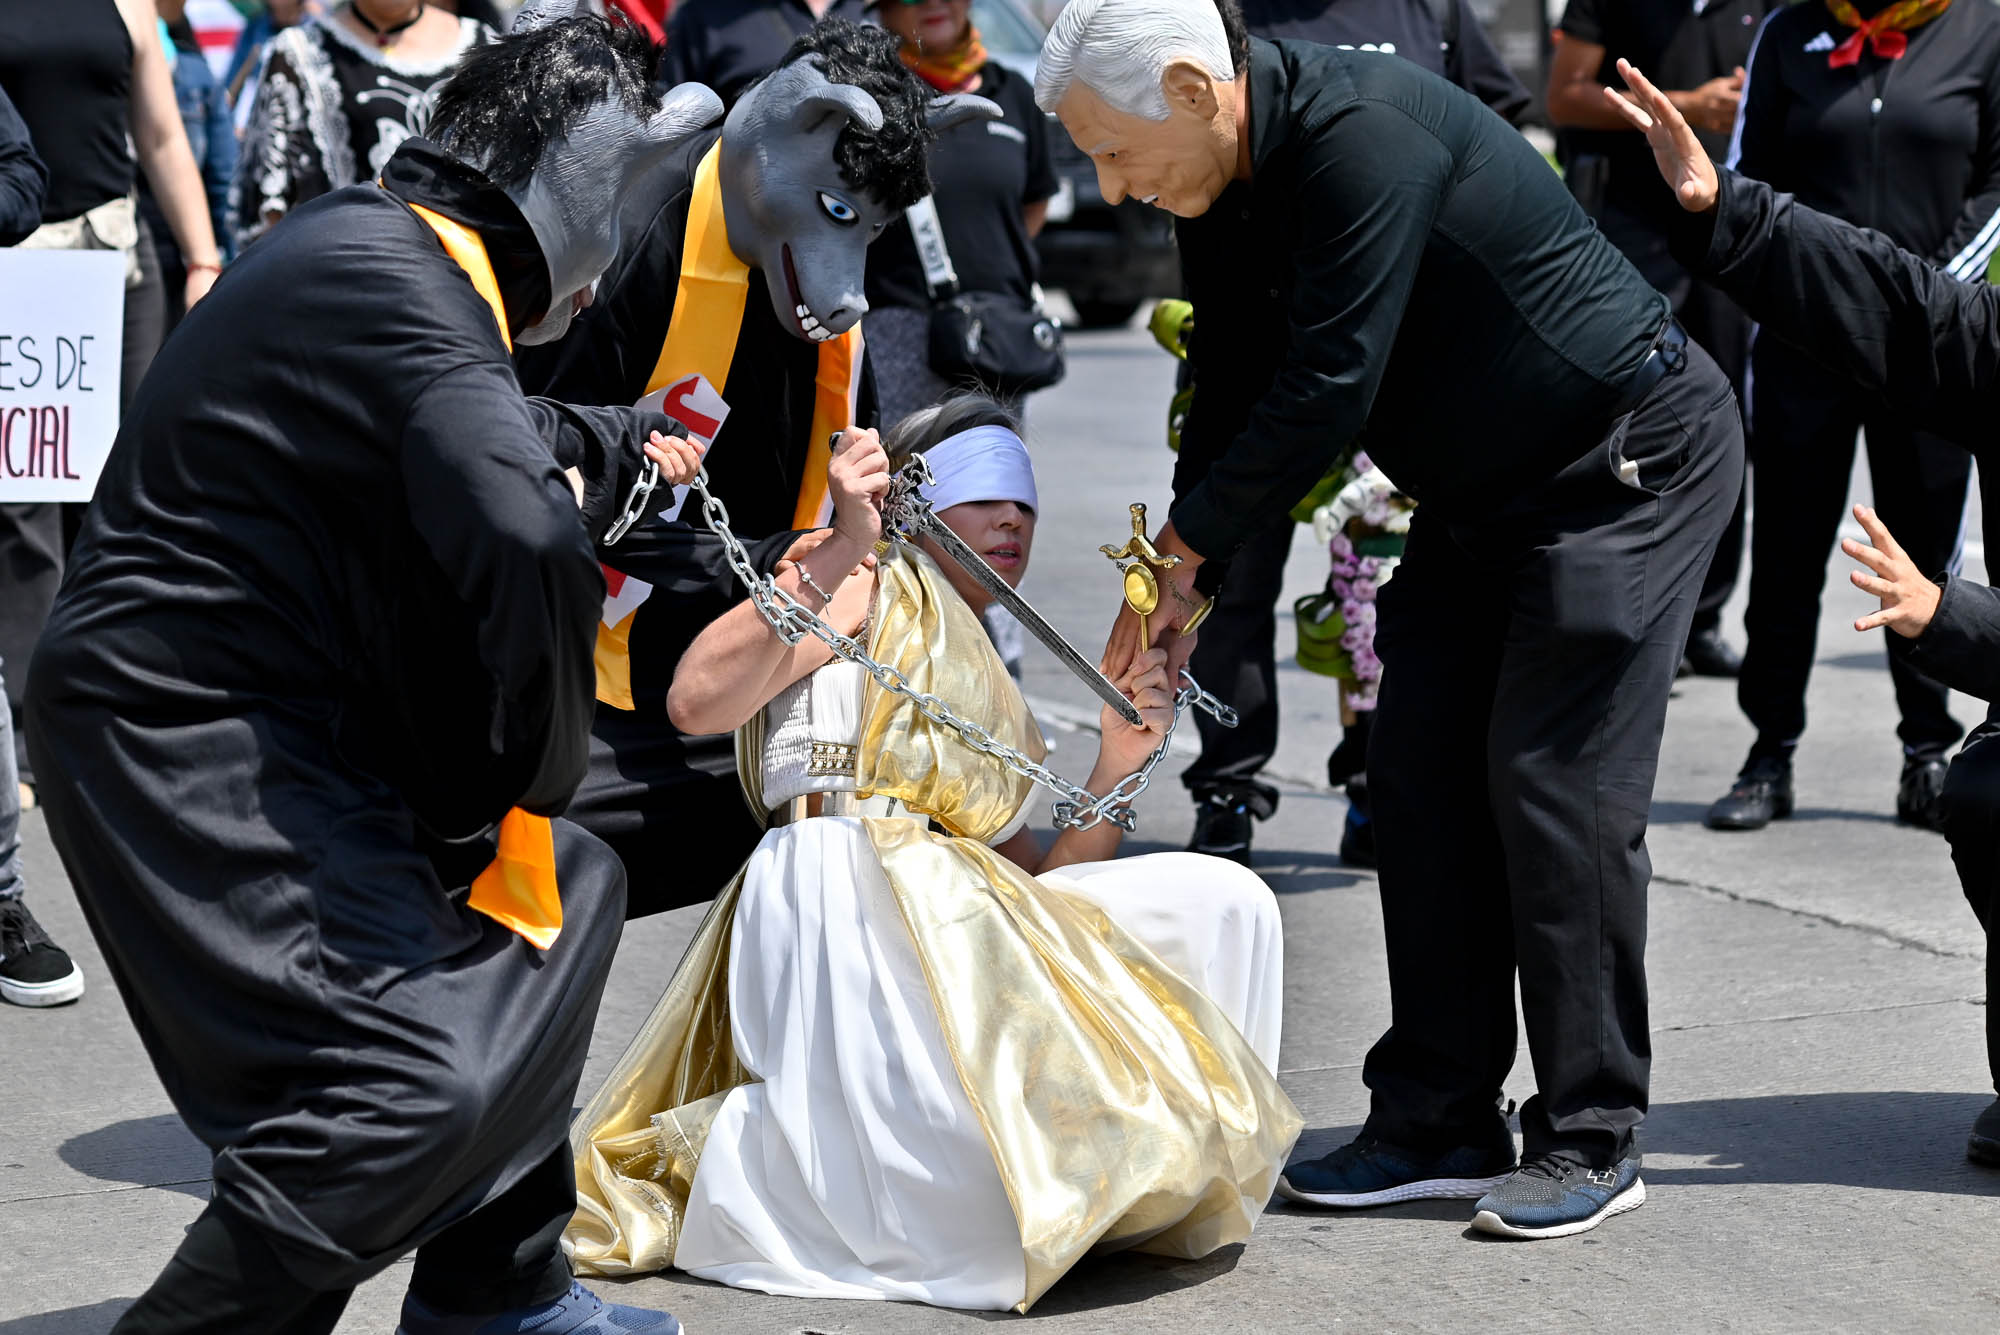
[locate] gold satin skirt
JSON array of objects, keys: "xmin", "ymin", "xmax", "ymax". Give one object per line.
[{"xmin": 565, "ymin": 812, "xmax": 1302, "ymax": 1311}]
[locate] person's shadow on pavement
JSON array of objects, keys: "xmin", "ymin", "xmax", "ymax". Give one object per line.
[
  {"xmin": 58, "ymin": 1114, "xmax": 208, "ymax": 1200},
  {"xmin": 1277, "ymin": 1089, "xmax": 2000, "ymax": 1230},
  {"xmin": 0, "ymin": 1299, "xmax": 134, "ymax": 1333},
  {"xmin": 1640, "ymin": 1090, "xmax": 2000, "ymax": 1195}
]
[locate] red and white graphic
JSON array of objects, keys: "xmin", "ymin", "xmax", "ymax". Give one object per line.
[
  {"xmin": 636, "ymin": 372, "xmax": 731, "ymax": 523},
  {"xmin": 601, "ymin": 563, "xmax": 655, "ymax": 628}
]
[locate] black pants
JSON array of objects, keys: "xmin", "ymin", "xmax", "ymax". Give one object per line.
[
  {"xmin": 1361, "ymin": 344, "xmax": 1743, "ymax": 1164},
  {"xmin": 1940, "ymin": 713, "xmax": 2000, "ymax": 1098},
  {"xmin": 0, "ymin": 222, "xmax": 165, "ymax": 784},
  {"xmin": 1740, "ymin": 337, "xmax": 1969, "ymax": 759},
  {"xmin": 1181, "ymin": 516, "xmax": 1294, "ymax": 818},
  {"xmin": 114, "ymin": 1147, "xmax": 576, "ymax": 1335},
  {"xmin": 1598, "ymin": 201, "xmax": 1751, "ymax": 640}
]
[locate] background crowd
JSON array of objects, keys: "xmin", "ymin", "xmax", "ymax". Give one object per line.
[{"xmin": 3, "ymin": 0, "xmax": 1998, "ymax": 1175}]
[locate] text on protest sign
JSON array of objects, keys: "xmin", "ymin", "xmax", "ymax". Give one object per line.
[{"xmin": 0, "ymin": 250, "xmax": 126, "ymax": 502}]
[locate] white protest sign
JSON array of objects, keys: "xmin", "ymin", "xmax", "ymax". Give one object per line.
[
  {"xmin": 0, "ymin": 250, "xmax": 125, "ymax": 502},
  {"xmin": 634, "ymin": 371, "xmax": 731, "ymax": 523}
]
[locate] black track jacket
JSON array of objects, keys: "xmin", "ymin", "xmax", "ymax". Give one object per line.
[
  {"xmin": 1672, "ymin": 167, "xmax": 2000, "ymax": 700},
  {"xmin": 1729, "ymin": 0, "xmax": 2000, "ymax": 280}
]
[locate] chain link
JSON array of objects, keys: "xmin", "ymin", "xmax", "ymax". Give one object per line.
[
  {"xmin": 603, "ymin": 458, "xmax": 660, "ymax": 546},
  {"xmin": 683, "ymin": 464, "xmax": 1236, "ymax": 832}
]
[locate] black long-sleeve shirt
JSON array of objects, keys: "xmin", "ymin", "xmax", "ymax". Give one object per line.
[
  {"xmin": 1173, "ymin": 38, "xmax": 1664, "ymax": 566},
  {"xmin": 1240, "ymin": 0, "xmax": 1533, "ymax": 125},
  {"xmin": 0, "ymin": 82, "xmax": 45, "ymax": 245},
  {"xmin": 1672, "ymin": 168, "xmax": 2000, "ymax": 702},
  {"xmin": 1729, "ymin": 0, "xmax": 2000, "ymax": 280}
]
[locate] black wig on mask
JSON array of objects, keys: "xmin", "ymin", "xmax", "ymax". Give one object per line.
[
  {"xmin": 428, "ymin": 14, "xmax": 663, "ymax": 190},
  {"xmin": 777, "ymin": 20, "xmax": 936, "ymax": 212}
]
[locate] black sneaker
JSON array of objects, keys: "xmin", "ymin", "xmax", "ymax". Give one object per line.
[
  {"xmin": 1681, "ymin": 628, "xmax": 1743, "ymax": 678},
  {"xmin": 1470, "ymin": 1149, "xmax": 1645, "ymax": 1240},
  {"xmin": 1338, "ymin": 786, "xmax": 1376, "ymax": 868},
  {"xmin": 0, "ymin": 897, "xmax": 85, "ymax": 1007},
  {"xmin": 1189, "ymin": 795, "xmax": 1253, "ymax": 866},
  {"xmin": 1897, "ymin": 756, "xmax": 1949, "ymax": 831},
  {"xmin": 1969, "ymin": 1098, "xmax": 2000, "ymax": 1168},
  {"xmin": 1704, "ymin": 753, "xmax": 1794, "ymax": 831},
  {"xmin": 1277, "ymin": 1131, "xmax": 1517, "ymax": 1209}
]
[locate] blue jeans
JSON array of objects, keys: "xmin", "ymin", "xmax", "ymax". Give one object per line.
[{"xmin": 0, "ymin": 656, "xmax": 21, "ymax": 903}]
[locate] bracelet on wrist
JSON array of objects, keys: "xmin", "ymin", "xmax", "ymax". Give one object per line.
[
  {"xmin": 796, "ymin": 564, "xmax": 836, "ymax": 607},
  {"xmin": 186, "ymin": 259, "xmax": 222, "ymax": 274}
]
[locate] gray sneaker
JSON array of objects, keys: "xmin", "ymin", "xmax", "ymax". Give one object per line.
[{"xmin": 1469, "ymin": 1149, "xmax": 1645, "ymax": 1240}]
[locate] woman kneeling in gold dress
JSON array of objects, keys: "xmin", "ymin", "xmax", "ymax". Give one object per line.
[{"xmin": 565, "ymin": 395, "xmax": 1301, "ymax": 1312}]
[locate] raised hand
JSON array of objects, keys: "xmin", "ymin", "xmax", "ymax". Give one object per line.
[
  {"xmin": 1842, "ymin": 504, "xmax": 1941, "ymax": 639},
  {"xmin": 1602, "ymin": 57, "xmax": 1721, "ymax": 214},
  {"xmin": 827, "ymin": 428, "xmax": 890, "ymax": 550}
]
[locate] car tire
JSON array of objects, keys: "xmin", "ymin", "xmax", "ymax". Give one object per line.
[{"xmin": 1069, "ymin": 298, "xmax": 1142, "ymax": 330}]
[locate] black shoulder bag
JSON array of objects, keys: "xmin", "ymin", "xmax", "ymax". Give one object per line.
[{"xmin": 906, "ymin": 194, "xmax": 1067, "ymax": 398}]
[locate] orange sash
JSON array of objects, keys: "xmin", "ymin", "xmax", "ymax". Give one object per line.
[{"xmin": 407, "ymin": 200, "xmax": 564, "ymax": 950}]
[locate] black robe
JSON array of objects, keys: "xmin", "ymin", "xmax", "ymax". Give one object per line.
[
  {"xmin": 25, "ymin": 141, "xmax": 670, "ymax": 1290},
  {"xmin": 515, "ymin": 125, "xmax": 878, "ymax": 918}
]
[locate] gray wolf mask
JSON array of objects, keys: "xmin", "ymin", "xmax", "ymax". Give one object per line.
[
  {"xmin": 719, "ymin": 54, "xmax": 998, "ymax": 343},
  {"xmin": 436, "ymin": 1, "xmax": 725, "ymax": 344}
]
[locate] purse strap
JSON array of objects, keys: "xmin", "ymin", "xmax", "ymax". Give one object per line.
[{"xmin": 904, "ymin": 196, "xmax": 961, "ymax": 298}]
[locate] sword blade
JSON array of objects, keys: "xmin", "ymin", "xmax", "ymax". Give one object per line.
[{"xmin": 912, "ymin": 509, "xmax": 1146, "ymax": 728}]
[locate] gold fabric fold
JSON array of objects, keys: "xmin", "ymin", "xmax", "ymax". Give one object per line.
[
  {"xmin": 566, "ymin": 871, "xmax": 750, "ymax": 1276},
  {"xmin": 856, "ymin": 550, "xmax": 1046, "ymax": 844},
  {"xmin": 863, "ymin": 817, "xmax": 1302, "ymax": 1310},
  {"xmin": 565, "ymin": 550, "xmax": 1300, "ymax": 1306}
]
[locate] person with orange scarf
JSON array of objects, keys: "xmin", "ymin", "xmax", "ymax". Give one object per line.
[
  {"xmin": 1699, "ymin": 0, "xmax": 2000, "ymax": 837},
  {"xmin": 21, "ymin": 10, "xmax": 725, "ymax": 1332},
  {"xmin": 862, "ymin": 0, "xmax": 1060, "ymax": 426}
]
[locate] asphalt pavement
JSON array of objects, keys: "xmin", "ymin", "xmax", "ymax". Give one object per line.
[{"xmin": 3, "ymin": 319, "xmax": 1997, "ymax": 1333}]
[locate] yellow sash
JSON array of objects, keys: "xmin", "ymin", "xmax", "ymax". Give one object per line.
[
  {"xmin": 407, "ymin": 200, "xmax": 565, "ymax": 950},
  {"xmin": 642, "ymin": 141, "xmax": 860, "ymax": 525},
  {"xmin": 596, "ymin": 142, "xmax": 860, "ymax": 709}
]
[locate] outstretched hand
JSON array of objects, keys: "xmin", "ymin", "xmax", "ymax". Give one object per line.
[
  {"xmin": 1099, "ymin": 520, "xmax": 1206, "ymax": 684},
  {"xmin": 1602, "ymin": 57, "xmax": 1722, "ymax": 214},
  {"xmin": 1842, "ymin": 504, "xmax": 1941, "ymax": 639}
]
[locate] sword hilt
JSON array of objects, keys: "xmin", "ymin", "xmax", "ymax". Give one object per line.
[{"xmin": 879, "ymin": 455, "xmax": 935, "ymax": 544}]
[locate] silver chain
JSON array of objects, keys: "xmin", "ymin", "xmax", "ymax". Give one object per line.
[
  {"xmin": 602, "ymin": 458, "xmax": 660, "ymax": 546},
  {"xmin": 682, "ymin": 462, "xmax": 1236, "ymax": 832}
]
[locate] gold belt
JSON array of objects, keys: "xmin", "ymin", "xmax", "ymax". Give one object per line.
[{"xmin": 768, "ymin": 791, "xmax": 926, "ymax": 826}]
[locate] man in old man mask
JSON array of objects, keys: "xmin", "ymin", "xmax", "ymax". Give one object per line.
[
  {"xmin": 1037, "ymin": 0, "xmax": 1741, "ymax": 1240},
  {"xmin": 25, "ymin": 9, "xmax": 717, "ymax": 1332}
]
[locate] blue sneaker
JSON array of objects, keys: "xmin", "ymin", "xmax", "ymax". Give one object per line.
[
  {"xmin": 396, "ymin": 1280, "xmax": 684, "ymax": 1335},
  {"xmin": 1470, "ymin": 1149, "xmax": 1645, "ymax": 1239},
  {"xmin": 1277, "ymin": 1131, "xmax": 1516, "ymax": 1208}
]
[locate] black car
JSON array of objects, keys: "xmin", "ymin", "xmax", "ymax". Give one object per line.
[{"xmin": 975, "ymin": 0, "xmax": 1181, "ymax": 329}]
